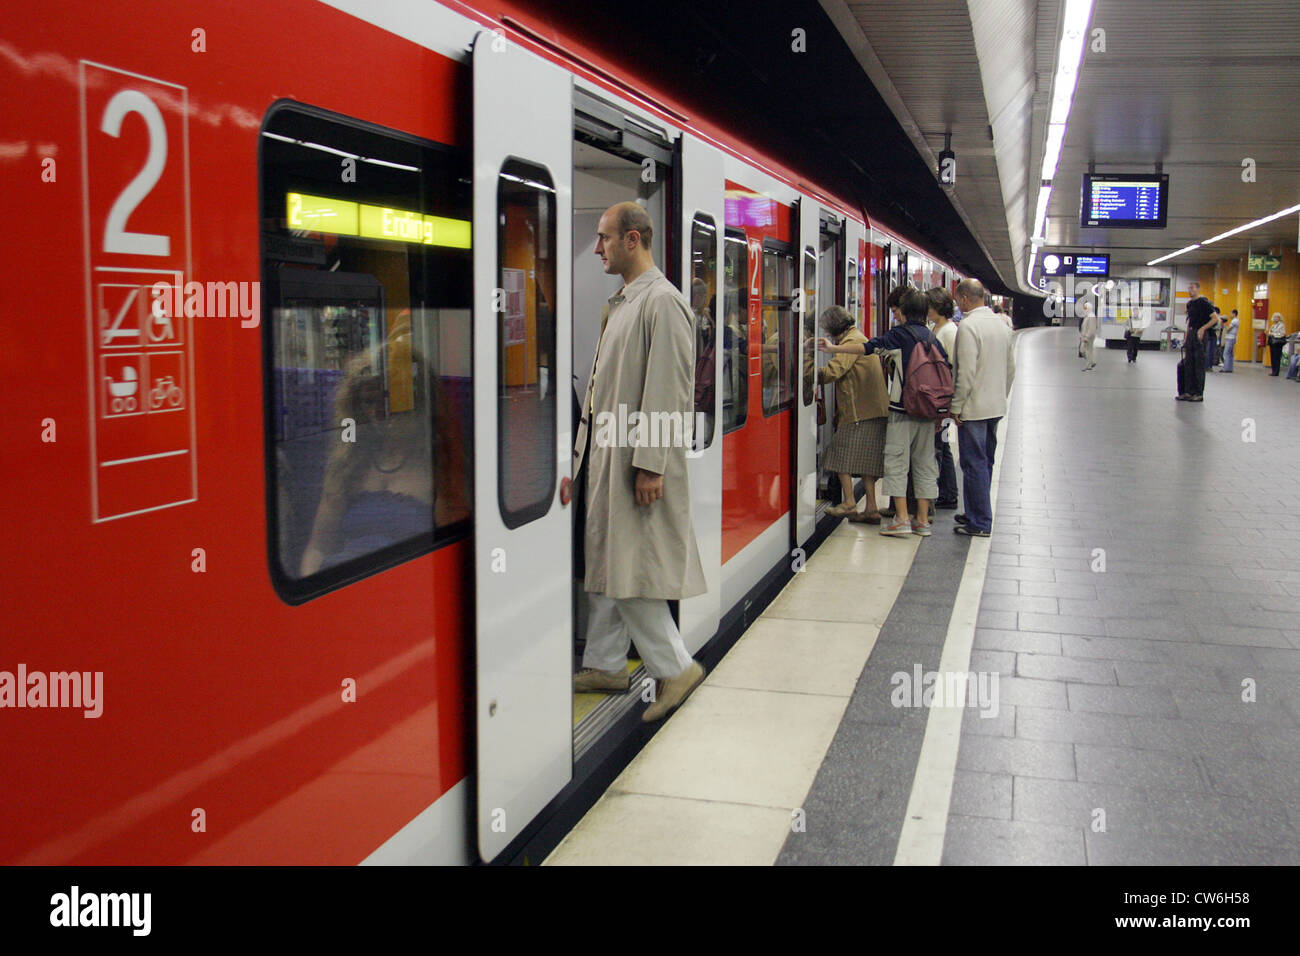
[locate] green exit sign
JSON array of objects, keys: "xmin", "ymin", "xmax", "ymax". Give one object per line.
[{"xmin": 1248, "ymin": 253, "xmax": 1281, "ymax": 271}]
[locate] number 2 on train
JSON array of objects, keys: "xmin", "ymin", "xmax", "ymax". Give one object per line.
[{"xmin": 99, "ymin": 89, "xmax": 170, "ymax": 256}]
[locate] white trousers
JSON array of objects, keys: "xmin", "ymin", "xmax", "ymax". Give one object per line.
[
  {"xmin": 583, "ymin": 593, "xmax": 693, "ymax": 679},
  {"xmin": 1082, "ymin": 337, "xmax": 1095, "ymax": 366}
]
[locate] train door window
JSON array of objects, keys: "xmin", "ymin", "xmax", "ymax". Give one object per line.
[
  {"xmin": 847, "ymin": 258, "xmax": 860, "ymax": 324},
  {"xmin": 690, "ymin": 214, "xmax": 717, "ymax": 449},
  {"xmin": 497, "ymin": 159, "xmax": 558, "ymax": 528},
  {"xmin": 878, "ymin": 242, "xmax": 891, "ymax": 330},
  {"xmin": 802, "ymin": 246, "xmax": 816, "ymax": 406},
  {"xmin": 260, "ymin": 103, "xmax": 472, "ymax": 603},
  {"xmin": 722, "ymin": 229, "xmax": 748, "ymax": 433},
  {"xmin": 761, "ymin": 242, "xmax": 796, "ymax": 416}
]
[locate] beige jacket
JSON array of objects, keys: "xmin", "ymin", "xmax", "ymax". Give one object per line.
[
  {"xmin": 574, "ymin": 267, "xmax": 707, "ymax": 601},
  {"xmin": 818, "ymin": 327, "xmax": 888, "ymax": 424},
  {"xmin": 951, "ymin": 307, "xmax": 1016, "ymax": 421}
]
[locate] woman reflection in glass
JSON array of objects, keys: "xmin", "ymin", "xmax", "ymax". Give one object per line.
[{"xmin": 299, "ymin": 322, "xmax": 468, "ymax": 576}]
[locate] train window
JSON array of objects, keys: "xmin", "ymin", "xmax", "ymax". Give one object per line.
[
  {"xmin": 496, "ymin": 158, "xmax": 557, "ymax": 529},
  {"xmin": 847, "ymin": 257, "xmax": 860, "ymax": 325},
  {"xmin": 802, "ymin": 246, "xmax": 816, "ymax": 407},
  {"xmin": 761, "ymin": 243, "xmax": 796, "ymax": 416},
  {"xmin": 722, "ymin": 229, "xmax": 748, "ymax": 433},
  {"xmin": 690, "ymin": 214, "xmax": 717, "ymax": 450},
  {"xmin": 260, "ymin": 103, "xmax": 472, "ymax": 603}
]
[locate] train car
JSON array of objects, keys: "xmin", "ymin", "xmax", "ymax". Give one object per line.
[{"xmin": 0, "ymin": 0, "xmax": 961, "ymax": 865}]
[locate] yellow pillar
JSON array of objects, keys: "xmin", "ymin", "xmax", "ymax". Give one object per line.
[
  {"xmin": 1232, "ymin": 256, "xmax": 1250, "ymax": 361},
  {"xmin": 1215, "ymin": 257, "xmax": 1243, "ymax": 361}
]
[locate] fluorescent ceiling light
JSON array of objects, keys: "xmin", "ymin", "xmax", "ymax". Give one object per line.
[
  {"xmin": 1049, "ymin": 0, "xmax": 1093, "ymax": 125},
  {"xmin": 1033, "ymin": 184, "xmax": 1052, "ymax": 241},
  {"xmin": 1145, "ymin": 202, "xmax": 1300, "ymax": 264},
  {"xmin": 1147, "ymin": 244, "xmax": 1200, "ymax": 266},
  {"xmin": 1041, "ymin": 124, "xmax": 1067, "ymax": 182},
  {"xmin": 1202, "ymin": 202, "xmax": 1300, "ymax": 245}
]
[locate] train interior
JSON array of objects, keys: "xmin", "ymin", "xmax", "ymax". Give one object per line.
[{"xmin": 569, "ymin": 126, "xmax": 669, "ymax": 758}]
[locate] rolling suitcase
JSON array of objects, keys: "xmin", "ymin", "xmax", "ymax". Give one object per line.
[{"xmin": 1176, "ymin": 358, "xmax": 1186, "ymax": 396}]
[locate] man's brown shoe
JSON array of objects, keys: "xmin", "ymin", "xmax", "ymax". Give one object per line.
[
  {"xmin": 574, "ymin": 668, "xmax": 629, "ymax": 693},
  {"xmin": 641, "ymin": 661, "xmax": 705, "ymax": 722}
]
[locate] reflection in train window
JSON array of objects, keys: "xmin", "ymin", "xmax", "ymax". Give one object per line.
[
  {"xmin": 496, "ymin": 159, "xmax": 557, "ymax": 529},
  {"xmin": 260, "ymin": 103, "xmax": 472, "ymax": 602},
  {"xmin": 722, "ymin": 229, "xmax": 748, "ymax": 433},
  {"xmin": 690, "ymin": 213, "xmax": 717, "ymax": 450},
  {"xmin": 761, "ymin": 243, "xmax": 796, "ymax": 416}
]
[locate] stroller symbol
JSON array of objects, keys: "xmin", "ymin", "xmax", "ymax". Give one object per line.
[{"xmin": 106, "ymin": 365, "xmax": 139, "ymax": 413}]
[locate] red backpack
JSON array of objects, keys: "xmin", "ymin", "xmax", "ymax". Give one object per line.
[{"xmin": 902, "ymin": 329, "xmax": 954, "ymax": 419}]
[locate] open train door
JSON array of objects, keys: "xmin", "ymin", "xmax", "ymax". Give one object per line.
[
  {"xmin": 793, "ymin": 198, "xmax": 821, "ymax": 545},
  {"xmin": 471, "ymin": 32, "xmax": 574, "ymax": 862}
]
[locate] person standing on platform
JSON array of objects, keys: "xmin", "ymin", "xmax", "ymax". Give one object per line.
[
  {"xmin": 1267, "ymin": 313, "xmax": 1287, "ymax": 376},
  {"xmin": 1177, "ymin": 294, "xmax": 1214, "ymax": 401},
  {"xmin": 1124, "ymin": 311, "xmax": 1142, "ymax": 363},
  {"xmin": 950, "ymin": 279, "xmax": 1015, "ymax": 538},
  {"xmin": 1220, "ymin": 309, "xmax": 1240, "ymax": 372},
  {"xmin": 1079, "ymin": 301, "xmax": 1098, "ymax": 370},
  {"xmin": 927, "ymin": 287, "xmax": 959, "ymax": 509},
  {"xmin": 572, "ymin": 201, "xmax": 707, "ymax": 722}
]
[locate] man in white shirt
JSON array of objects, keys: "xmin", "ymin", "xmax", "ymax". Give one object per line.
[
  {"xmin": 926, "ymin": 287, "xmax": 959, "ymax": 509},
  {"xmin": 950, "ymin": 279, "xmax": 1015, "ymax": 537}
]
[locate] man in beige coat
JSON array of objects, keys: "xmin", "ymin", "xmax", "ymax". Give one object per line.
[{"xmin": 572, "ymin": 202, "xmax": 707, "ymax": 722}]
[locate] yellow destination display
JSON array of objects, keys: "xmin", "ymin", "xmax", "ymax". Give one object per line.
[
  {"xmin": 287, "ymin": 193, "xmax": 358, "ymax": 235},
  {"xmin": 287, "ymin": 192, "xmax": 470, "ymax": 249}
]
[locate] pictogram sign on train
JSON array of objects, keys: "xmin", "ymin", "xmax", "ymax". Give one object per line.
[{"xmin": 80, "ymin": 61, "xmax": 195, "ymax": 522}]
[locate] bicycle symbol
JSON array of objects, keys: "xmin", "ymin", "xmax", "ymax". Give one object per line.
[
  {"xmin": 106, "ymin": 366, "xmax": 139, "ymax": 414},
  {"xmin": 150, "ymin": 375, "xmax": 183, "ymax": 410}
]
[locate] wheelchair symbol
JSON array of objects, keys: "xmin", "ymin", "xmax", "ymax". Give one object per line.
[{"xmin": 148, "ymin": 304, "xmax": 177, "ymax": 343}]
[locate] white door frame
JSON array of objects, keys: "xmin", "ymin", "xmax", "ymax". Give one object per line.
[
  {"xmin": 678, "ymin": 133, "xmax": 724, "ymax": 654},
  {"xmin": 794, "ymin": 197, "xmax": 820, "ymax": 546},
  {"xmin": 471, "ymin": 33, "xmax": 573, "ymax": 862}
]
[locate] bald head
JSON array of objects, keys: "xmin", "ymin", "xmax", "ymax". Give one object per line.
[
  {"xmin": 595, "ymin": 201, "xmax": 656, "ymax": 281},
  {"xmin": 607, "ymin": 202, "xmax": 653, "ymax": 248},
  {"xmin": 955, "ymin": 278, "xmax": 986, "ymax": 311}
]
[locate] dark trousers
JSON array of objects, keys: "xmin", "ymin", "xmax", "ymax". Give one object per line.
[
  {"xmin": 1126, "ymin": 333, "xmax": 1140, "ymax": 363},
  {"xmin": 1269, "ymin": 341, "xmax": 1284, "ymax": 375},
  {"xmin": 957, "ymin": 418, "xmax": 999, "ymax": 533},
  {"xmin": 1183, "ymin": 340, "xmax": 1206, "ymax": 396},
  {"xmin": 1204, "ymin": 331, "xmax": 1218, "ymax": 368},
  {"xmin": 935, "ymin": 430, "xmax": 957, "ymax": 503}
]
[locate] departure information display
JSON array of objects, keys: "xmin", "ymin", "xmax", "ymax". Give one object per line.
[
  {"xmin": 1075, "ymin": 254, "xmax": 1109, "ymax": 275},
  {"xmin": 1041, "ymin": 253, "xmax": 1109, "ymax": 277},
  {"xmin": 1081, "ymin": 173, "xmax": 1169, "ymax": 229}
]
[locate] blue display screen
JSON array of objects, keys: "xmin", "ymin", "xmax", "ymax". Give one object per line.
[
  {"xmin": 1081, "ymin": 174, "xmax": 1168, "ymax": 228},
  {"xmin": 1075, "ymin": 255, "xmax": 1109, "ymax": 275}
]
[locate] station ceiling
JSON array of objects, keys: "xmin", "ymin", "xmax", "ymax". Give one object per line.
[{"xmin": 825, "ymin": 0, "xmax": 1300, "ymax": 288}]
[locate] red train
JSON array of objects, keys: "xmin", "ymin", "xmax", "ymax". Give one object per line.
[{"xmin": 1, "ymin": 0, "xmax": 962, "ymax": 864}]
